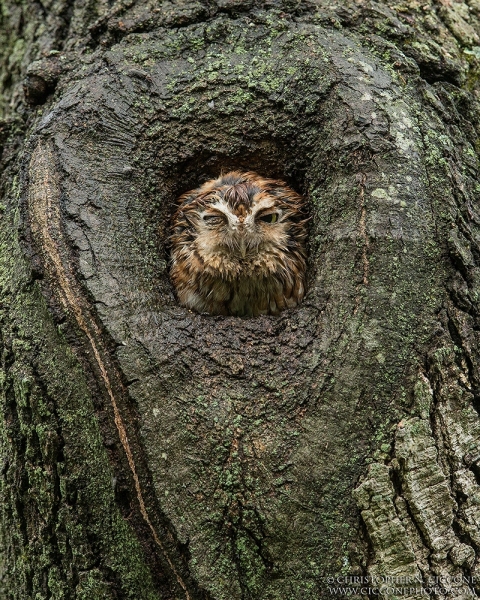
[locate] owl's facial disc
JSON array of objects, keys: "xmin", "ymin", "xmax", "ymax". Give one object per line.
[
  {"xmin": 170, "ymin": 171, "xmax": 307, "ymax": 315},
  {"xmin": 199, "ymin": 201, "xmax": 285, "ymax": 260}
]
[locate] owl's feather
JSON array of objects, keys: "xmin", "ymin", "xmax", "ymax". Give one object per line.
[{"xmin": 170, "ymin": 171, "xmax": 307, "ymax": 317}]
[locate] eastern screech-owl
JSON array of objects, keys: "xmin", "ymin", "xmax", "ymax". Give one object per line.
[{"xmin": 170, "ymin": 171, "xmax": 307, "ymax": 317}]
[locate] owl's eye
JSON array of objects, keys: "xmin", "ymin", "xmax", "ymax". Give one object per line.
[
  {"xmin": 258, "ymin": 213, "xmax": 278, "ymax": 224},
  {"xmin": 203, "ymin": 214, "xmax": 226, "ymax": 226}
]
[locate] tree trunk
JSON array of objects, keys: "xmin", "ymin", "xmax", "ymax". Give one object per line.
[{"xmin": 2, "ymin": 0, "xmax": 480, "ymax": 598}]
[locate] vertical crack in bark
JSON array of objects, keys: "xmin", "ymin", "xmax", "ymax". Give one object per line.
[
  {"xmin": 358, "ymin": 172, "xmax": 369, "ymax": 285},
  {"xmin": 27, "ymin": 140, "xmax": 191, "ymax": 599},
  {"xmin": 354, "ymin": 172, "xmax": 369, "ymax": 315}
]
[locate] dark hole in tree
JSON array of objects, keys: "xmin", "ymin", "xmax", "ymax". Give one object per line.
[{"xmin": 152, "ymin": 144, "xmax": 313, "ymax": 316}]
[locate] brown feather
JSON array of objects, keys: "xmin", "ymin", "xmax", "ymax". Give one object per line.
[{"xmin": 170, "ymin": 171, "xmax": 307, "ymax": 317}]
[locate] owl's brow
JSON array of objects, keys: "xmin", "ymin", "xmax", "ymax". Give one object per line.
[
  {"xmin": 251, "ymin": 191, "xmax": 281, "ymax": 210},
  {"xmin": 202, "ymin": 206, "xmax": 227, "ymax": 216}
]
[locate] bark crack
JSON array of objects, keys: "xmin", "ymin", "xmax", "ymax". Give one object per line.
[{"xmin": 27, "ymin": 140, "xmax": 193, "ymax": 599}]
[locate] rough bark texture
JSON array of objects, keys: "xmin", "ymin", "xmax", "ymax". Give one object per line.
[{"xmin": 2, "ymin": 0, "xmax": 480, "ymax": 598}]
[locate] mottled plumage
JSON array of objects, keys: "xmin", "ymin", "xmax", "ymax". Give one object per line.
[{"xmin": 170, "ymin": 171, "xmax": 307, "ymax": 317}]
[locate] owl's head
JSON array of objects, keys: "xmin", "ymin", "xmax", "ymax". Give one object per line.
[
  {"xmin": 170, "ymin": 171, "xmax": 307, "ymax": 316},
  {"xmin": 172, "ymin": 171, "xmax": 306, "ymax": 269}
]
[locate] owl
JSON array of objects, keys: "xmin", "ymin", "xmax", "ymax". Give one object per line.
[{"xmin": 170, "ymin": 171, "xmax": 307, "ymax": 317}]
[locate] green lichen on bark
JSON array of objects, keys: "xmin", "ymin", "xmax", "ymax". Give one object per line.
[{"xmin": 0, "ymin": 152, "xmax": 160, "ymax": 598}]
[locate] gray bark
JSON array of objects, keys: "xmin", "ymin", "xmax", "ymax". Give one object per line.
[{"xmin": 2, "ymin": 0, "xmax": 480, "ymax": 598}]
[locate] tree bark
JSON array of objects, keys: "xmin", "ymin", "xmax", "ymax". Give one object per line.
[{"xmin": 2, "ymin": 0, "xmax": 480, "ymax": 598}]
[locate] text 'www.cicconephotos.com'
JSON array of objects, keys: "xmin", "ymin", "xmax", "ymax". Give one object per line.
[{"xmin": 326, "ymin": 585, "xmax": 477, "ymax": 597}]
